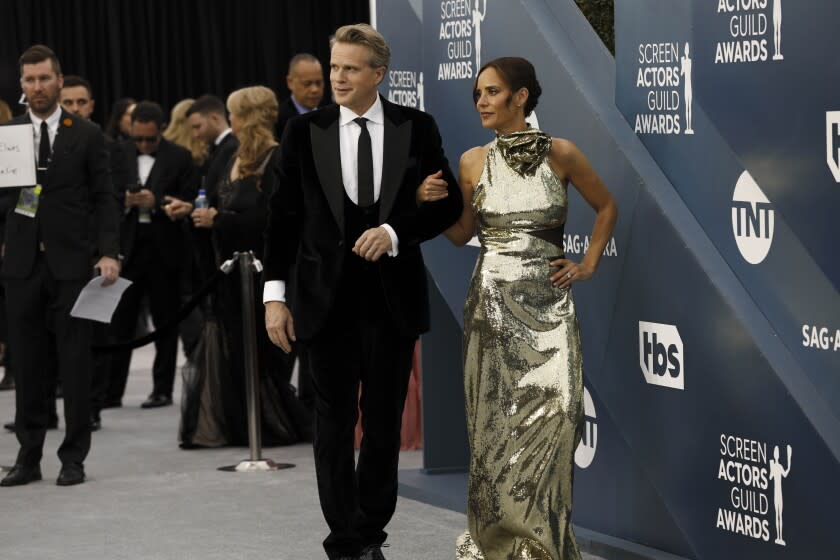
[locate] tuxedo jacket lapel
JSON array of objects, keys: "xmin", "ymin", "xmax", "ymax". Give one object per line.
[
  {"xmin": 379, "ymin": 104, "xmax": 412, "ymax": 223},
  {"xmin": 46, "ymin": 111, "xmax": 75, "ymax": 185},
  {"xmin": 310, "ymin": 107, "xmax": 344, "ymax": 234},
  {"xmin": 143, "ymin": 143, "xmax": 165, "ymax": 194}
]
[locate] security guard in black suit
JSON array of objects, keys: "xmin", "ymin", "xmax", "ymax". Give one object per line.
[{"xmin": 0, "ymin": 45, "xmax": 120, "ymax": 487}]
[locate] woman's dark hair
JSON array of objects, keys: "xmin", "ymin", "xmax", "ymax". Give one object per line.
[
  {"xmin": 105, "ymin": 97, "xmax": 136, "ymax": 140},
  {"xmin": 473, "ymin": 57, "xmax": 542, "ymax": 117}
]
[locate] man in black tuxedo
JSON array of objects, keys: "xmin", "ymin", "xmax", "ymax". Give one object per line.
[
  {"xmin": 155, "ymin": 94, "xmax": 240, "ymax": 295},
  {"xmin": 264, "ymin": 24, "xmax": 462, "ymax": 560},
  {"xmin": 108, "ymin": 101, "xmax": 197, "ymax": 409},
  {"xmin": 185, "ymin": 95, "xmax": 238, "ymax": 200},
  {"xmin": 0, "ymin": 45, "xmax": 120, "ymax": 487},
  {"xmin": 60, "ymin": 74, "xmax": 117, "ymax": 430},
  {"xmin": 276, "ymin": 53, "xmax": 325, "ymax": 139}
]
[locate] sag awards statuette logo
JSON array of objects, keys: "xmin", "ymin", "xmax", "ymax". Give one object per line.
[
  {"xmin": 715, "ymin": 0, "xmax": 783, "ymax": 64},
  {"xmin": 438, "ymin": 0, "xmax": 486, "ymax": 80},
  {"xmin": 717, "ymin": 434, "xmax": 792, "ymax": 546},
  {"xmin": 574, "ymin": 386, "xmax": 597, "ymax": 469},
  {"xmin": 638, "ymin": 322, "xmax": 684, "ymax": 390},
  {"xmin": 826, "ymin": 111, "xmax": 840, "ymax": 183},
  {"xmin": 731, "ymin": 170, "xmax": 774, "ymax": 264},
  {"xmin": 387, "ymin": 70, "xmax": 424, "ymax": 111},
  {"xmin": 634, "ymin": 42, "xmax": 694, "ymax": 135}
]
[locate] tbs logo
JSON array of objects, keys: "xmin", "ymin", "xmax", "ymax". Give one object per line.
[{"xmin": 639, "ymin": 321, "xmax": 684, "ymax": 390}]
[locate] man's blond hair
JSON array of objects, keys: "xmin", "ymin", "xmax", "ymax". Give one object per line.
[{"xmin": 331, "ymin": 24, "xmax": 390, "ymax": 69}]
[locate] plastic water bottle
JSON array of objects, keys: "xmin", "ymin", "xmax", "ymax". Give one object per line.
[{"xmin": 194, "ymin": 188, "xmax": 208, "ymax": 209}]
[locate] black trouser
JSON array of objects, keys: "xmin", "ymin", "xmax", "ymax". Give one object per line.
[
  {"xmin": 108, "ymin": 233, "xmax": 181, "ymax": 400},
  {"xmin": 90, "ymin": 322, "xmax": 111, "ymax": 416},
  {"xmin": 5, "ymin": 255, "xmax": 92, "ymax": 467},
  {"xmin": 306, "ymin": 309, "xmax": 415, "ymax": 559}
]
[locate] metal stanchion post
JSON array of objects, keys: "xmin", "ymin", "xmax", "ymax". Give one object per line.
[{"xmin": 219, "ymin": 251, "xmax": 294, "ymax": 473}]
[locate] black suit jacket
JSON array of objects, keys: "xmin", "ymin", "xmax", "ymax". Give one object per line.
[
  {"xmin": 111, "ymin": 137, "xmax": 197, "ymax": 269},
  {"xmin": 275, "ymin": 97, "xmax": 302, "ymax": 141},
  {"xmin": 204, "ymin": 132, "xmax": 239, "ymax": 204},
  {"xmin": 264, "ymin": 97, "xmax": 463, "ymax": 340},
  {"xmin": 0, "ymin": 110, "xmax": 120, "ymax": 280}
]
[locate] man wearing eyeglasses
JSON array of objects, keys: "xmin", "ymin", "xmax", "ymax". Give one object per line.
[{"xmin": 108, "ymin": 101, "xmax": 197, "ymax": 411}]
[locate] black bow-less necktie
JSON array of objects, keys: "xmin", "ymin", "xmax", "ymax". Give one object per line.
[
  {"xmin": 38, "ymin": 121, "xmax": 51, "ymax": 168},
  {"xmin": 354, "ymin": 117, "xmax": 374, "ymax": 207}
]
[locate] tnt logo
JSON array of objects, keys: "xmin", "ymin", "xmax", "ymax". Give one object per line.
[
  {"xmin": 731, "ymin": 170, "xmax": 774, "ymax": 264},
  {"xmin": 827, "ymin": 111, "xmax": 840, "ymax": 182},
  {"xmin": 639, "ymin": 321, "xmax": 684, "ymax": 390},
  {"xmin": 575, "ymin": 386, "xmax": 597, "ymax": 469}
]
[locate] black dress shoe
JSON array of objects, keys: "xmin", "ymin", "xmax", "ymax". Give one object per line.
[
  {"xmin": 4, "ymin": 418, "xmax": 58, "ymax": 432},
  {"xmin": 361, "ymin": 544, "xmax": 387, "ymax": 560},
  {"xmin": 0, "ymin": 464, "xmax": 42, "ymax": 487},
  {"xmin": 56, "ymin": 463, "xmax": 85, "ymax": 486},
  {"xmin": 141, "ymin": 394, "xmax": 173, "ymax": 409}
]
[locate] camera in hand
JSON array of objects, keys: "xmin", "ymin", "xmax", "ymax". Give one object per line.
[{"xmin": 126, "ymin": 183, "xmax": 142, "ymax": 194}]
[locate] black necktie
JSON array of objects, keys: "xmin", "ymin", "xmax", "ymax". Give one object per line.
[
  {"xmin": 355, "ymin": 117, "xmax": 374, "ymax": 207},
  {"xmin": 38, "ymin": 121, "xmax": 51, "ymax": 168}
]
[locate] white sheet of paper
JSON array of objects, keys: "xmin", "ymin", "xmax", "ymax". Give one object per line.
[
  {"xmin": 0, "ymin": 125, "xmax": 36, "ymax": 188},
  {"xmin": 70, "ymin": 276, "xmax": 133, "ymax": 324}
]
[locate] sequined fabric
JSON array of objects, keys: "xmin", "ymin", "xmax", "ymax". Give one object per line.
[
  {"xmin": 493, "ymin": 128, "xmax": 552, "ymax": 176},
  {"xmin": 458, "ymin": 132, "xmax": 583, "ymax": 560}
]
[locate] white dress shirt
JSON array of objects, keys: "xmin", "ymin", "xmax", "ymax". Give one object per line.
[
  {"xmin": 263, "ymin": 96, "xmax": 399, "ymax": 303},
  {"xmin": 214, "ymin": 128, "xmax": 233, "ymax": 146},
  {"xmin": 136, "ymin": 154, "xmax": 156, "ymax": 223},
  {"xmin": 30, "ymin": 105, "xmax": 61, "ymax": 167}
]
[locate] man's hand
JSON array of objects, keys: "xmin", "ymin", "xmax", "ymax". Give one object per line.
[
  {"xmin": 415, "ymin": 170, "xmax": 449, "ymax": 205},
  {"xmin": 265, "ymin": 301, "xmax": 296, "ymax": 353},
  {"xmin": 135, "ymin": 189, "xmax": 156, "ymax": 209},
  {"xmin": 191, "ymin": 207, "xmax": 218, "ymax": 228},
  {"xmin": 95, "ymin": 256, "xmax": 121, "ymax": 287},
  {"xmin": 164, "ymin": 196, "xmax": 194, "ymax": 220},
  {"xmin": 352, "ymin": 226, "xmax": 393, "ymax": 262}
]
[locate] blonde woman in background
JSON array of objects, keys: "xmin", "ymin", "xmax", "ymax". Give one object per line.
[
  {"xmin": 164, "ymin": 98, "xmax": 207, "ymax": 166},
  {"xmin": 0, "ymin": 100, "xmax": 12, "ymax": 123},
  {"xmin": 181, "ymin": 86, "xmax": 310, "ymax": 448}
]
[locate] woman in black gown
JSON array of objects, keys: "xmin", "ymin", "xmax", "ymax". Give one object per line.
[{"xmin": 181, "ymin": 86, "xmax": 310, "ymax": 448}]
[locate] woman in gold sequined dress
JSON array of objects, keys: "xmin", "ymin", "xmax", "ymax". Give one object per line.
[{"xmin": 419, "ymin": 57, "xmax": 617, "ymax": 559}]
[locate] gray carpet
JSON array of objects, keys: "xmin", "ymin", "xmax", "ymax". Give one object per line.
[{"xmin": 0, "ymin": 345, "xmax": 606, "ymax": 559}]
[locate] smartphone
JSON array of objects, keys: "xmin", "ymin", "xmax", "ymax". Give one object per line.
[{"xmin": 126, "ymin": 183, "xmax": 142, "ymax": 194}]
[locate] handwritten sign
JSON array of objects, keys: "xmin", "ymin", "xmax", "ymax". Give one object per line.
[{"xmin": 0, "ymin": 125, "xmax": 36, "ymax": 188}]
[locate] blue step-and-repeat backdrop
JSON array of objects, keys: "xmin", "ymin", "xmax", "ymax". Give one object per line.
[{"xmin": 374, "ymin": 0, "xmax": 840, "ymax": 558}]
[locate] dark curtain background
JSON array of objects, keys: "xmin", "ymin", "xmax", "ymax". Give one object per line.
[{"xmin": 0, "ymin": 0, "xmax": 369, "ymax": 126}]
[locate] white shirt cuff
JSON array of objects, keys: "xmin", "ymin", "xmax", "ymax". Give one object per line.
[
  {"xmin": 381, "ymin": 223, "xmax": 399, "ymax": 257},
  {"xmin": 263, "ymin": 280, "xmax": 286, "ymax": 303}
]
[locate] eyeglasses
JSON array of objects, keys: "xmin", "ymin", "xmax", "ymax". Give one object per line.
[{"xmin": 132, "ymin": 135, "xmax": 159, "ymax": 144}]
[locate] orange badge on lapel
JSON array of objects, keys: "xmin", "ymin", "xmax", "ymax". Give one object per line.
[{"xmin": 62, "ymin": 118, "xmax": 73, "ymax": 127}]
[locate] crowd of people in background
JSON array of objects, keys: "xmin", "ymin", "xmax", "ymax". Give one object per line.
[{"xmin": 0, "ymin": 48, "xmax": 327, "ymax": 452}]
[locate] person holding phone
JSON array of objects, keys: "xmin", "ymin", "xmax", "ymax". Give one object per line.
[{"xmin": 106, "ymin": 101, "xmax": 198, "ymax": 410}]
